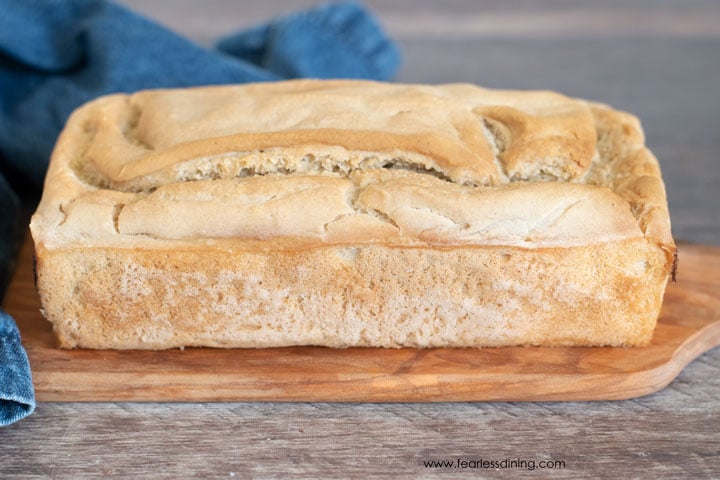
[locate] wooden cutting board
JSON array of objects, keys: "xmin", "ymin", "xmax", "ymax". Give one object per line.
[{"xmin": 4, "ymin": 235, "xmax": 720, "ymax": 402}]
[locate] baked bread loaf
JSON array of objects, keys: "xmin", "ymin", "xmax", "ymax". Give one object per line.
[{"xmin": 30, "ymin": 80, "xmax": 675, "ymax": 349}]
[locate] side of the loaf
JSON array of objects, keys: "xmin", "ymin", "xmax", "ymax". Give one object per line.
[{"xmin": 35, "ymin": 238, "xmax": 670, "ymax": 349}]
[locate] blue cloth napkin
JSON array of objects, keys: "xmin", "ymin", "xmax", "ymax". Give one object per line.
[
  {"xmin": 0, "ymin": 0, "xmax": 400, "ymax": 426},
  {"xmin": 0, "ymin": 311, "xmax": 34, "ymax": 425}
]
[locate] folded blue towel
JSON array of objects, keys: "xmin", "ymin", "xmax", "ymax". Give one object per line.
[
  {"xmin": 0, "ymin": 311, "xmax": 34, "ymax": 426},
  {"xmin": 0, "ymin": 0, "xmax": 400, "ymax": 426}
]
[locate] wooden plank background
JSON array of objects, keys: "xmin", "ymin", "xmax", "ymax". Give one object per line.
[{"xmin": 1, "ymin": 1, "xmax": 718, "ymax": 478}]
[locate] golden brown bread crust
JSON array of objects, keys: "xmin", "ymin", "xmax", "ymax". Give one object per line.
[
  {"xmin": 36, "ymin": 239, "xmax": 668, "ymax": 349},
  {"xmin": 30, "ymin": 80, "xmax": 676, "ymax": 349}
]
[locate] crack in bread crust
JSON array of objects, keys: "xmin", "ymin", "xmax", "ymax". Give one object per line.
[{"xmin": 32, "ymin": 80, "xmax": 674, "ymax": 253}]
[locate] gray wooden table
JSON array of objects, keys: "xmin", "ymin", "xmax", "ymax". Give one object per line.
[{"xmin": 2, "ymin": 1, "xmax": 718, "ymax": 478}]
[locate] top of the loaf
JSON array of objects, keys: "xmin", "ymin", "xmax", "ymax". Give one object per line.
[{"xmin": 31, "ymin": 79, "xmax": 673, "ymax": 250}]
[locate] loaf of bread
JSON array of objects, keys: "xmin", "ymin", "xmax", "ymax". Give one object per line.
[{"xmin": 30, "ymin": 80, "xmax": 675, "ymax": 349}]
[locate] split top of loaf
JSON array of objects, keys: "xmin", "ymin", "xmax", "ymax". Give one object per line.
[{"xmin": 31, "ymin": 79, "xmax": 674, "ymax": 252}]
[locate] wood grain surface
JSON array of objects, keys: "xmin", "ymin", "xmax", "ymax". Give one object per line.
[
  {"xmin": 1, "ymin": 1, "xmax": 718, "ymax": 479},
  {"xmin": 5, "ymin": 236, "xmax": 720, "ymax": 403}
]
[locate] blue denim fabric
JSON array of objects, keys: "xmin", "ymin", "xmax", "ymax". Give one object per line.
[
  {"xmin": 0, "ymin": 311, "xmax": 35, "ymax": 426},
  {"xmin": 0, "ymin": 0, "xmax": 400, "ymax": 426}
]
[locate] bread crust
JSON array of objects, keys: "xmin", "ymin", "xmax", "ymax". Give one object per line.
[
  {"xmin": 30, "ymin": 80, "xmax": 675, "ymax": 349},
  {"xmin": 35, "ymin": 239, "xmax": 668, "ymax": 349}
]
